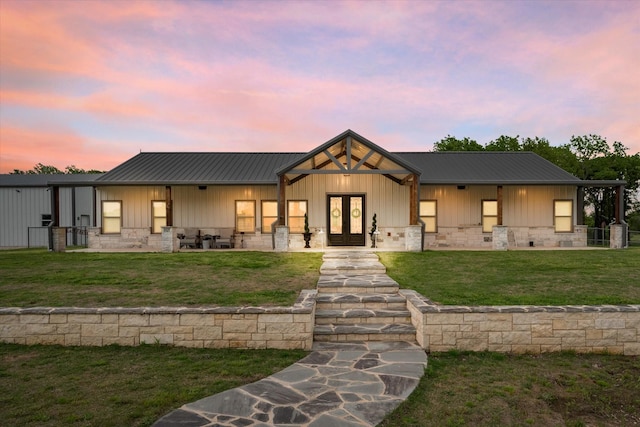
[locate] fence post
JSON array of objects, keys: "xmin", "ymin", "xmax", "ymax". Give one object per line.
[{"xmin": 51, "ymin": 227, "xmax": 67, "ymax": 252}]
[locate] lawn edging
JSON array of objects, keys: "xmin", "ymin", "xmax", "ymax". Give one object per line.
[
  {"xmin": 0, "ymin": 290, "xmax": 317, "ymax": 350},
  {"xmin": 401, "ymin": 290, "xmax": 640, "ymax": 355}
]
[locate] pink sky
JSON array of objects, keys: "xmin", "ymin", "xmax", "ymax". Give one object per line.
[{"xmin": 1, "ymin": 0, "xmax": 638, "ymax": 173}]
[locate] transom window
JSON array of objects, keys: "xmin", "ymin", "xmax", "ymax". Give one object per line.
[
  {"xmin": 102, "ymin": 201, "xmax": 121, "ymax": 234},
  {"xmin": 554, "ymin": 200, "xmax": 573, "ymax": 232},
  {"xmin": 482, "ymin": 200, "xmax": 498, "ymax": 233},
  {"xmin": 288, "ymin": 200, "xmax": 307, "ymax": 233},
  {"xmin": 261, "ymin": 201, "xmax": 277, "ymax": 233},
  {"xmin": 236, "ymin": 200, "xmax": 256, "ymax": 233},
  {"xmin": 419, "ymin": 200, "xmax": 437, "ymax": 233},
  {"xmin": 151, "ymin": 201, "xmax": 166, "ymax": 234}
]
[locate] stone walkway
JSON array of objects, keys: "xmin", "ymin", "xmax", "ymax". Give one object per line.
[{"xmin": 153, "ymin": 252, "xmax": 427, "ymax": 427}]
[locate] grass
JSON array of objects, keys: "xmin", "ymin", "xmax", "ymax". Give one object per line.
[
  {"xmin": 379, "ymin": 248, "xmax": 640, "ymax": 305},
  {"xmin": 380, "ymin": 351, "xmax": 640, "ymax": 427},
  {"xmin": 0, "ymin": 250, "xmax": 322, "ymax": 307},
  {"xmin": 0, "ymin": 343, "xmax": 306, "ymax": 427}
]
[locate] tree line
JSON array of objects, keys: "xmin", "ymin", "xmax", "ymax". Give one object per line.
[{"xmin": 10, "ymin": 163, "xmax": 104, "ymax": 175}]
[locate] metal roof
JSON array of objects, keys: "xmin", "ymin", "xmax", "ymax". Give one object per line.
[
  {"xmin": 94, "ymin": 150, "xmax": 590, "ymax": 186},
  {"xmin": 0, "ymin": 174, "xmax": 104, "ymax": 187},
  {"xmin": 95, "ymin": 153, "xmax": 305, "ymax": 185},
  {"xmin": 396, "ymin": 152, "xmax": 584, "ymax": 185}
]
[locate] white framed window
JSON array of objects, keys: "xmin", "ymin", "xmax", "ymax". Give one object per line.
[
  {"xmin": 102, "ymin": 201, "xmax": 121, "ymax": 234},
  {"xmin": 482, "ymin": 200, "xmax": 498, "ymax": 233},
  {"xmin": 151, "ymin": 201, "xmax": 166, "ymax": 234},
  {"xmin": 420, "ymin": 200, "xmax": 437, "ymax": 233},
  {"xmin": 261, "ymin": 200, "xmax": 277, "ymax": 233},
  {"xmin": 287, "ymin": 200, "xmax": 307, "ymax": 233},
  {"xmin": 236, "ymin": 200, "xmax": 256, "ymax": 233},
  {"xmin": 554, "ymin": 200, "xmax": 573, "ymax": 232}
]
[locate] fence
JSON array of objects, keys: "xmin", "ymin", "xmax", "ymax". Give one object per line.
[
  {"xmin": 588, "ymin": 225, "xmax": 638, "ymax": 248},
  {"xmin": 28, "ymin": 226, "xmax": 88, "ymax": 249}
]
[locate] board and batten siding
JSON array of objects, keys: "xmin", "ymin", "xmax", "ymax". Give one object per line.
[
  {"xmin": 286, "ymin": 174, "xmax": 411, "ymax": 229},
  {"xmin": 420, "ymin": 185, "xmax": 576, "ymax": 228},
  {"xmin": 96, "ymin": 185, "xmax": 278, "ymax": 231}
]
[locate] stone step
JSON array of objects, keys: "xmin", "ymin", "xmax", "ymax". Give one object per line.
[
  {"xmin": 315, "ymin": 308, "xmax": 412, "ymax": 325},
  {"xmin": 316, "ymin": 274, "xmax": 399, "ymax": 294},
  {"xmin": 316, "ymin": 293, "xmax": 408, "ymax": 310},
  {"xmin": 319, "ymin": 253, "xmax": 386, "ymax": 275},
  {"xmin": 313, "ymin": 323, "xmax": 417, "ymax": 343}
]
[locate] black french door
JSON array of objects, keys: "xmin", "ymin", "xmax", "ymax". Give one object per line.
[{"xmin": 326, "ymin": 194, "xmax": 365, "ymax": 246}]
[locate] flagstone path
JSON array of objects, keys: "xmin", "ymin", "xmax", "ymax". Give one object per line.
[{"xmin": 153, "ymin": 252, "xmax": 427, "ymax": 426}]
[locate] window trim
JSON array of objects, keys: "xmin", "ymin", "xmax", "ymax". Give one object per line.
[
  {"xmin": 235, "ymin": 200, "xmax": 256, "ymax": 233},
  {"xmin": 482, "ymin": 200, "xmax": 498, "ymax": 233},
  {"xmin": 151, "ymin": 200, "xmax": 167, "ymax": 234},
  {"xmin": 261, "ymin": 200, "xmax": 278, "ymax": 234},
  {"xmin": 554, "ymin": 199, "xmax": 573, "ymax": 233},
  {"xmin": 419, "ymin": 200, "xmax": 437, "ymax": 233},
  {"xmin": 101, "ymin": 200, "xmax": 122, "ymax": 234},
  {"xmin": 287, "ymin": 200, "xmax": 308, "ymax": 234}
]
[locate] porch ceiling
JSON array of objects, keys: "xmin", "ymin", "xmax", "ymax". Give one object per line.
[{"xmin": 277, "ymin": 129, "xmax": 421, "ymax": 185}]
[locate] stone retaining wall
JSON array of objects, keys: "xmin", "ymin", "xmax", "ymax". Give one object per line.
[
  {"xmin": 0, "ymin": 290, "xmax": 316, "ymax": 350},
  {"xmin": 402, "ymin": 290, "xmax": 640, "ymax": 355}
]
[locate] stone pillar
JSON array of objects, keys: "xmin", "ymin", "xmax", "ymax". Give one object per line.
[
  {"xmin": 405, "ymin": 225, "xmax": 423, "ymax": 252},
  {"xmin": 161, "ymin": 226, "xmax": 177, "ymax": 253},
  {"xmin": 492, "ymin": 226, "xmax": 508, "ymax": 250},
  {"xmin": 51, "ymin": 227, "xmax": 66, "ymax": 252},
  {"xmin": 610, "ymin": 224, "xmax": 626, "ymax": 249},
  {"xmin": 574, "ymin": 225, "xmax": 587, "ymax": 247},
  {"xmin": 274, "ymin": 226, "xmax": 289, "ymax": 252}
]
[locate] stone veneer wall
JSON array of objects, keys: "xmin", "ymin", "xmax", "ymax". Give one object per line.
[
  {"xmin": 0, "ymin": 290, "xmax": 316, "ymax": 350},
  {"xmin": 424, "ymin": 225, "xmax": 587, "ymax": 249},
  {"xmin": 402, "ymin": 290, "xmax": 640, "ymax": 355}
]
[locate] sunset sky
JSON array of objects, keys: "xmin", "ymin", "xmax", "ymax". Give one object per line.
[{"xmin": 1, "ymin": 0, "xmax": 638, "ymax": 173}]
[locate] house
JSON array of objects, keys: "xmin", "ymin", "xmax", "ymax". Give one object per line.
[
  {"xmin": 56, "ymin": 130, "xmax": 624, "ymax": 251},
  {"xmin": 0, "ymin": 174, "xmax": 102, "ymax": 248}
]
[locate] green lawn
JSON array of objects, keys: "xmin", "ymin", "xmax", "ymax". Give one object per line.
[
  {"xmin": 0, "ymin": 250, "xmax": 322, "ymax": 307},
  {"xmin": 380, "ymin": 350, "xmax": 640, "ymax": 427},
  {"xmin": 0, "ymin": 343, "xmax": 306, "ymax": 427},
  {"xmin": 379, "ymin": 248, "xmax": 640, "ymax": 305}
]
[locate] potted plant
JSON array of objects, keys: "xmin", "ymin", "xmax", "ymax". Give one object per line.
[
  {"xmin": 369, "ymin": 213, "xmax": 378, "ymax": 248},
  {"xmin": 303, "ymin": 213, "xmax": 312, "ymax": 248}
]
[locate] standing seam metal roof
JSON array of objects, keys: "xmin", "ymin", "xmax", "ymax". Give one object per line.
[{"xmin": 94, "ymin": 151, "xmax": 584, "ymax": 185}]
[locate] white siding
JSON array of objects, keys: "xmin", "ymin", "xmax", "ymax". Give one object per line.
[
  {"xmin": 287, "ymin": 174, "xmax": 411, "ymax": 230},
  {"xmin": 96, "ymin": 185, "xmax": 277, "ymax": 231},
  {"xmin": 420, "ymin": 185, "xmax": 577, "ymax": 228}
]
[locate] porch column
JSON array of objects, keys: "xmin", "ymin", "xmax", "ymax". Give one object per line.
[
  {"xmin": 615, "ymin": 184, "xmax": 625, "ymax": 224},
  {"xmin": 277, "ymin": 175, "xmax": 286, "ymax": 226},
  {"xmin": 165, "ymin": 186, "xmax": 173, "ymax": 226},
  {"xmin": 577, "ymin": 186, "xmax": 584, "ymax": 225},
  {"xmin": 497, "ymin": 185, "xmax": 503, "ymax": 226},
  {"xmin": 409, "ymin": 174, "xmax": 419, "ymax": 225}
]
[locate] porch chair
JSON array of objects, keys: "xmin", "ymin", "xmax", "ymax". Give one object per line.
[
  {"xmin": 214, "ymin": 228, "xmax": 235, "ymax": 249},
  {"xmin": 178, "ymin": 228, "xmax": 201, "ymax": 249}
]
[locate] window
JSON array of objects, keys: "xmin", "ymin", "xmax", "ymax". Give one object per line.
[
  {"xmin": 102, "ymin": 201, "xmax": 121, "ymax": 234},
  {"xmin": 288, "ymin": 200, "xmax": 307, "ymax": 233},
  {"xmin": 554, "ymin": 200, "xmax": 573, "ymax": 232},
  {"xmin": 41, "ymin": 214, "xmax": 52, "ymax": 227},
  {"xmin": 482, "ymin": 200, "xmax": 498, "ymax": 233},
  {"xmin": 236, "ymin": 200, "xmax": 256, "ymax": 233},
  {"xmin": 261, "ymin": 201, "xmax": 278, "ymax": 233},
  {"xmin": 152, "ymin": 201, "xmax": 166, "ymax": 234},
  {"xmin": 419, "ymin": 200, "xmax": 437, "ymax": 233}
]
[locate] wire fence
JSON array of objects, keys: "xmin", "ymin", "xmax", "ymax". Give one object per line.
[{"xmin": 27, "ymin": 226, "xmax": 89, "ymax": 249}]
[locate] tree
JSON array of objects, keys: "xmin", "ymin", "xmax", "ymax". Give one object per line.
[
  {"xmin": 9, "ymin": 163, "xmax": 104, "ymax": 174},
  {"xmin": 433, "ymin": 135, "xmax": 483, "ymax": 151}
]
